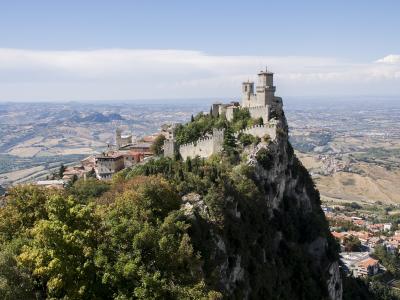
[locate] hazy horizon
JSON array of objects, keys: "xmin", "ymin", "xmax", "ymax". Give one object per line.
[
  {"xmin": 1, "ymin": 95, "xmax": 400, "ymax": 108},
  {"xmin": 1, "ymin": 1, "xmax": 399, "ymax": 102}
]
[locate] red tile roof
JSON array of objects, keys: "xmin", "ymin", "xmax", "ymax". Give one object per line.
[{"xmin": 357, "ymin": 257, "xmax": 379, "ymax": 268}]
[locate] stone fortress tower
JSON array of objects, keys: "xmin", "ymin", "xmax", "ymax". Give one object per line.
[
  {"xmin": 115, "ymin": 128, "xmax": 133, "ymax": 149},
  {"xmin": 215, "ymin": 67, "xmax": 282, "ymax": 124},
  {"xmin": 164, "ymin": 67, "xmax": 283, "ymax": 160},
  {"xmin": 162, "ymin": 127, "xmax": 176, "ymax": 158},
  {"xmin": 242, "ymin": 68, "xmax": 276, "ymax": 108}
]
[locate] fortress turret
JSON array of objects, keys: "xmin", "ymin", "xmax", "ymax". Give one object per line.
[
  {"xmin": 115, "ymin": 128, "xmax": 122, "ymax": 149},
  {"xmin": 256, "ymin": 67, "xmax": 276, "ymax": 107},
  {"xmin": 115, "ymin": 127, "xmax": 132, "ymax": 149},
  {"xmin": 241, "ymin": 81, "xmax": 255, "ymax": 107}
]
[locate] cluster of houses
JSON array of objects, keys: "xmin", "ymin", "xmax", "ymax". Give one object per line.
[
  {"xmin": 35, "ymin": 126, "xmax": 176, "ymax": 187},
  {"xmin": 323, "ymin": 205, "xmax": 399, "ymax": 278},
  {"xmin": 331, "ymin": 226, "xmax": 399, "ymax": 253},
  {"xmin": 340, "ymin": 252, "xmax": 381, "ymax": 277}
]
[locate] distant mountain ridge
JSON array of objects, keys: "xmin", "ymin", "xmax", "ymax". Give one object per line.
[{"xmin": 71, "ymin": 112, "xmax": 125, "ymax": 123}]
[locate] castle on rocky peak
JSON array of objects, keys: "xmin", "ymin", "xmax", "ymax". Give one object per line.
[
  {"xmin": 212, "ymin": 67, "xmax": 283, "ymax": 124},
  {"xmin": 164, "ymin": 67, "xmax": 283, "ymax": 160}
]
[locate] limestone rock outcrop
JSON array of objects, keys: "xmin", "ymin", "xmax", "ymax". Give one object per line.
[{"xmin": 182, "ymin": 108, "xmax": 342, "ymax": 300}]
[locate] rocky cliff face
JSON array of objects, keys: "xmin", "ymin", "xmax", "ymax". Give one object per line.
[{"xmin": 182, "ymin": 112, "xmax": 342, "ymax": 299}]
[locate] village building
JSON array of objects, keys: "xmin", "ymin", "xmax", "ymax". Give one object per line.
[
  {"xmin": 354, "ymin": 257, "xmax": 380, "ymax": 277},
  {"xmin": 367, "ymin": 236, "xmax": 383, "ymax": 252},
  {"xmin": 36, "ymin": 180, "xmax": 66, "ymax": 189},
  {"xmin": 126, "ymin": 142, "xmax": 152, "ymax": 154},
  {"xmin": 95, "ymin": 153, "xmax": 125, "ymax": 180},
  {"xmin": 62, "ymin": 165, "xmax": 94, "ymax": 181},
  {"xmin": 142, "ymin": 135, "xmax": 158, "ymax": 143},
  {"xmin": 384, "ymin": 239, "xmax": 400, "ymax": 254},
  {"xmin": 340, "ymin": 252, "xmax": 381, "ymax": 277},
  {"xmin": 383, "ymin": 223, "xmax": 392, "ymax": 231},
  {"xmin": 122, "ymin": 151, "xmax": 145, "ymax": 168}
]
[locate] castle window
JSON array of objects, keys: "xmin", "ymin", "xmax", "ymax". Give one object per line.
[{"xmin": 245, "ymin": 86, "xmax": 247, "ymax": 92}]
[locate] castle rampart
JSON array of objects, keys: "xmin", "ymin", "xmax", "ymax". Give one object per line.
[
  {"xmin": 163, "ymin": 139, "xmax": 175, "ymax": 158},
  {"xmin": 164, "ymin": 120, "xmax": 278, "ymax": 161},
  {"xmin": 235, "ymin": 120, "xmax": 278, "ymax": 141},
  {"xmin": 247, "ymin": 105, "xmax": 269, "ymax": 123},
  {"xmin": 179, "ymin": 128, "xmax": 224, "ymax": 160}
]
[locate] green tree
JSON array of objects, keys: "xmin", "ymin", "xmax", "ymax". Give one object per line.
[
  {"xmin": 87, "ymin": 167, "xmax": 96, "ymax": 178},
  {"xmin": 59, "ymin": 164, "xmax": 66, "ymax": 179},
  {"xmin": 0, "ymin": 185, "xmax": 51, "ymax": 243},
  {"xmin": 223, "ymin": 126, "xmax": 236, "ymax": 153},
  {"xmin": 151, "ymin": 134, "xmax": 166, "ymax": 156},
  {"xmin": 185, "ymin": 157, "xmax": 193, "ymax": 172},
  {"xmin": 0, "ymin": 238, "xmax": 36, "ymax": 300},
  {"xmin": 95, "ymin": 176, "xmax": 219, "ymax": 299},
  {"xmin": 256, "ymin": 148, "xmax": 274, "ymax": 170},
  {"xmin": 343, "ymin": 235, "xmax": 362, "ymax": 252},
  {"xmin": 238, "ymin": 133, "xmax": 257, "ymax": 147},
  {"xmin": 68, "ymin": 178, "xmax": 110, "ymax": 202},
  {"xmin": 18, "ymin": 194, "xmax": 104, "ymax": 299}
]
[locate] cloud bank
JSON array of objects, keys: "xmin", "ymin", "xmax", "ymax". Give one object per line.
[{"xmin": 0, "ymin": 49, "xmax": 399, "ymax": 101}]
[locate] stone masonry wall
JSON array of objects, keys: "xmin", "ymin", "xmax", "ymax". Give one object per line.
[
  {"xmin": 248, "ymin": 106, "xmax": 269, "ymax": 123},
  {"xmin": 164, "ymin": 121, "xmax": 278, "ymax": 161},
  {"xmin": 225, "ymin": 106, "xmax": 269, "ymax": 123},
  {"xmin": 180, "ymin": 137, "xmax": 214, "ymax": 160},
  {"xmin": 179, "ymin": 128, "xmax": 224, "ymax": 160},
  {"xmin": 235, "ymin": 122, "xmax": 277, "ymax": 141},
  {"xmin": 163, "ymin": 139, "xmax": 175, "ymax": 158}
]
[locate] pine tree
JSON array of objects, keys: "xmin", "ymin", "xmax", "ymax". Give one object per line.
[
  {"xmin": 178, "ymin": 168, "xmax": 185, "ymax": 181},
  {"xmin": 185, "ymin": 157, "xmax": 192, "ymax": 172},
  {"xmin": 223, "ymin": 126, "xmax": 236, "ymax": 152},
  {"xmin": 59, "ymin": 164, "xmax": 66, "ymax": 179}
]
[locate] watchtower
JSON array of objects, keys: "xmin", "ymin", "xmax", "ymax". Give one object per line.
[
  {"xmin": 256, "ymin": 67, "xmax": 276, "ymax": 107},
  {"xmin": 115, "ymin": 128, "xmax": 122, "ymax": 149},
  {"xmin": 212, "ymin": 128, "xmax": 225, "ymax": 153},
  {"xmin": 241, "ymin": 81, "xmax": 255, "ymax": 107}
]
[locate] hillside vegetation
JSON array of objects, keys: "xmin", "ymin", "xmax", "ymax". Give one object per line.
[{"xmin": 0, "ymin": 110, "xmax": 342, "ymax": 299}]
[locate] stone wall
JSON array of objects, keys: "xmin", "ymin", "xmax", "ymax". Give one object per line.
[
  {"xmin": 248, "ymin": 106, "xmax": 269, "ymax": 123},
  {"xmin": 224, "ymin": 106, "xmax": 269, "ymax": 123},
  {"xmin": 163, "ymin": 139, "xmax": 176, "ymax": 158},
  {"xmin": 164, "ymin": 121, "xmax": 278, "ymax": 161},
  {"xmin": 179, "ymin": 128, "xmax": 224, "ymax": 160},
  {"xmin": 225, "ymin": 106, "xmax": 235, "ymax": 121},
  {"xmin": 235, "ymin": 120, "xmax": 278, "ymax": 141}
]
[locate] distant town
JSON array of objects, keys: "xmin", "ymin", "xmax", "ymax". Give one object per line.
[
  {"xmin": 323, "ymin": 202, "xmax": 400, "ymax": 288},
  {"xmin": 35, "ymin": 123, "xmax": 172, "ymax": 187}
]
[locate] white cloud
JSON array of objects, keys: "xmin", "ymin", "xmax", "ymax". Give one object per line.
[
  {"xmin": 0, "ymin": 48, "xmax": 399, "ymax": 101},
  {"xmin": 375, "ymin": 54, "xmax": 400, "ymax": 64}
]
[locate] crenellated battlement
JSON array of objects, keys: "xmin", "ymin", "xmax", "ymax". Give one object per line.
[
  {"xmin": 235, "ymin": 119, "xmax": 278, "ymax": 141},
  {"xmin": 177, "ymin": 128, "xmax": 224, "ymax": 160},
  {"xmin": 171, "ymin": 121, "xmax": 278, "ymax": 161}
]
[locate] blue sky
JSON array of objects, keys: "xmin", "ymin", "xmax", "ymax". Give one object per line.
[{"xmin": 0, "ymin": 0, "xmax": 399, "ymax": 101}]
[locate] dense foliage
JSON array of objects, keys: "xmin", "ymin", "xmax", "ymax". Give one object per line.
[
  {"xmin": 0, "ymin": 179, "xmax": 220, "ymax": 299},
  {"xmin": 343, "ymin": 235, "xmax": 362, "ymax": 252},
  {"xmin": 150, "ymin": 134, "xmax": 166, "ymax": 155},
  {"xmin": 174, "ymin": 108, "xmax": 262, "ymax": 146},
  {"xmin": 0, "ymin": 108, "xmax": 339, "ymax": 299}
]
